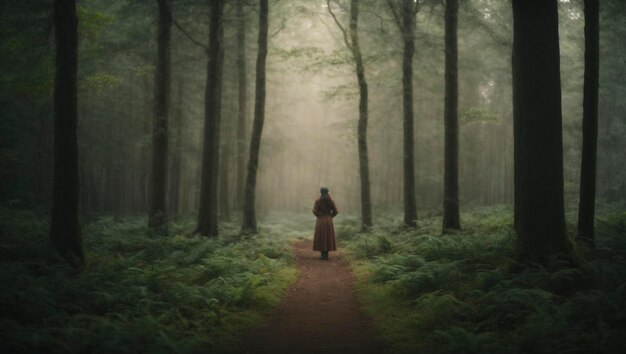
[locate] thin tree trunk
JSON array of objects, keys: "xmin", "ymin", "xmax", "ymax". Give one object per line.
[
  {"xmin": 512, "ymin": 0, "xmax": 570, "ymax": 262},
  {"xmin": 218, "ymin": 23, "xmax": 230, "ymax": 222},
  {"xmin": 577, "ymin": 0, "xmax": 599, "ymax": 246},
  {"xmin": 443, "ymin": 0, "xmax": 461, "ymax": 232},
  {"xmin": 51, "ymin": 0, "xmax": 83, "ymax": 265},
  {"xmin": 350, "ymin": 0, "xmax": 373, "ymax": 229},
  {"xmin": 169, "ymin": 79, "xmax": 183, "ymax": 217},
  {"xmin": 235, "ymin": 0, "xmax": 247, "ymax": 210},
  {"xmin": 196, "ymin": 0, "xmax": 224, "ymax": 237},
  {"xmin": 219, "ymin": 137, "xmax": 231, "ymax": 222},
  {"xmin": 241, "ymin": 0, "xmax": 269, "ymax": 234},
  {"xmin": 148, "ymin": 0, "xmax": 172, "ymax": 232},
  {"xmin": 401, "ymin": 0, "xmax": 417, "ymax": 227}
]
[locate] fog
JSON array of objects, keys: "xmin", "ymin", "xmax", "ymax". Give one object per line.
[{"xmin": 2, "ymin": 0, "xmax": 624, "ymax": 220}]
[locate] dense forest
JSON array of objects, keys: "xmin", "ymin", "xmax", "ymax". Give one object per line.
[{"xmin": 1, "ymin": 0, "xmax": 625, "ymax": 353}]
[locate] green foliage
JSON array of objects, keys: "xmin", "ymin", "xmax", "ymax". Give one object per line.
[
  {"xmin": 340, "ymin": 205, "xmax": 626, "ymax": 354},
  {"xmin": 0, "ymin": 207, "xmax": 297, "ymax": 353},
  {"xmin": 460, "ymin": 107, "xmax": 501, "ymax": 125}
]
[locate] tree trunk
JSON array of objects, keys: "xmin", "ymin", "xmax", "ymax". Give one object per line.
[
  {"xmin": 443, "ymin": 0, "xmax": 461, "ymax": 232},
  {"xmin": 51, "ymin": 0, "xmax": 84, "ymax": 265},
  {"xmin": 350, "ymin": 0, "xmax": 373, "ymax": 229},
  {"xmin": 401, "ymin": 0, "xmax": 417, "ymax": 227},
  {"xmin": 235, "ymin": 0, "xmax": 247, "ymax": 210},
  {"xmin": 196, "ymin": 0, "xmax": 224, "ymax": 237},
  {"xmin": 241, "ymin": 0, "xmax": 269, "ymax": 234},
  {"xmin": 169, "ymin": 79, "xmax": 184, "ymax": 217},
  {"xmin": 219, "ymin": 137, "xmax": 231, "ymax": 222},
  {"xmin": 512, "ymin": 0, "xmax": 570, "ymax": 262},
  {"xmin": 577, "ymin": 0, "xmax": 599, "ymax": 246},
  {"xmin": 217, "ymin": 23, "xmax": 230, "ymax": 222},
  {"xmin": 148, "ymin": 0, "xmax": 172, "ymax": 232}
]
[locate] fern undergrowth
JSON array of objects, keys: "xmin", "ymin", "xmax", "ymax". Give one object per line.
[
  {"xmin": 338, "ymin": 204, "xmax": 626, "ymax": 354},
  {"xmin": 0, "ymin": 208, "xmax": 307, "ymax": 353}
]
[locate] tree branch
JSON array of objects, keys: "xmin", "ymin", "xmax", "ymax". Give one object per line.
[
  {"xmin": 172, "ymin": 18, "xmax": 208, "ymax": 51},
  {"xmin": 326, "ymin": 0, "xmax": 352, "ymax": 50}
]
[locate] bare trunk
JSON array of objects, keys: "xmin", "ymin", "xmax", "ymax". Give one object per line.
[
  {"xmin": 577, "ymin": 0, "xmax": 599, "ymax": 246},
  {"xmin": 51, "ymin": 0, "xmax": 84, "ymax": 265},
  {"xmin": 350, "ymin": 0, "xmax": 373, "ymax": 229},
  {"xmin": 235, "ymin": 0, "xmax": 247, "ymax": 210},
  {"xmin": 443, "ymin": 0, "xmax": 460, "ymax": 232},
  {"xmin": 196, "ymin": 0, "xmax": 224, "ymax": 236},
  {"xmin": 169, "ymin": 79, "xmax": 184, "ymax": 217},
  {"xmin": 148, "ymin": 0, "xmax": 172, "ymax": 232},
  {"xmin": 401, "ymin": 0, "xmax": 417, "ymax": 227},
  {"xmin": 512, "ymin": 0, "xmax": 570, "ymax": 262},
  {"xmin": 241, "ymin": 0, "xmax": 269, "ymax": 234}
]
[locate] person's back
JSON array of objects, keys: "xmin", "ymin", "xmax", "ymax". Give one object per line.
[{"xmin": 312, "ymin": 187, "xmax": 338, "ymax": 259}]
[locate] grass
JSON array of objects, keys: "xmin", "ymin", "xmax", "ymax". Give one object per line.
[
  {"xmin": 338, "ymin": 204, "xmax": 626, "ymax": 354},
  {"xmin": 0, "ymin": 207, "xmax": 310, "ymax": 354}
]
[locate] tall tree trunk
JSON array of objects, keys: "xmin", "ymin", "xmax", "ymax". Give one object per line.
[
  {"xmin": 443, "ymin": 0, "xmax": 460, "ymax": 232},
  {"xmin": 241, "ymin": 0, "xmax": 269, "ymax": 234},
  {"xmin": 51, "ymin": 0, "xmax": 84, "ymax": 265},
  {"xmin": 350, "ymin": 0, "xmax": 373, "ymax": 229},
  {"xmin": 512, "ymin": 0, "xmax": 570, "ymax": 262},
  {"xmin": 169, "ymin": 79, "xmax": 184, "ymax": 217},
  {"xmin": 401, "ymin": 0, "xmax": 417, "ymax": 227},
  {"xmin": 196, "ymin": 0, "xmax": 224, "ymax": 237},
  {"xmin": 148, "ymin": 0, "xmax": 172, "ymax": 232},
  {"xmin": 235, "ymin": 0, "xmax": 247, "ymax": 210},
  {"xmin": 219, "ymin": 137, "xmax": 231, "ymax": 221},
  {"xmin": 217, "ymin": 23, "xmax": 230, "ymax": 222},
  {"xmin": 577, "ymin": 0, "xmax": 599, "ymax": 246}
]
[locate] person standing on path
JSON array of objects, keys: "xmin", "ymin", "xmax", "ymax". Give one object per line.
[{"xmin": 312, "ymin": 187, "xmax": 338, "ymax": 259}]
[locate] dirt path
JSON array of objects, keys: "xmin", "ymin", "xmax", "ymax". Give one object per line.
[{"xmin": 243, "ymin": 239, "xmax": 383, "ymax": 354}]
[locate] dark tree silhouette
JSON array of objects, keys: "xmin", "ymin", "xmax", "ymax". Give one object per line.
[
  {"xmin": 235, "ymin": 0, "xmax": 247, "ymax": 209},
  {"xmin": 50, "ymin": 0, "xmax": 84, "ymax": 265},
  {"xmin": 512, "ymin": 0, "xmax": 570, "ymax": 262},
  {"xmin": 241, "ymin": 0, "xmax": 269, "ymax": 234},
  {"xmin": 168, "ymin": 79, "xmax": 184, "ymax": 217},
  {"xmin": 577, "ymin": 0, "xmax": 600, "ymax": 246},
  {"xmin": 148, "ymin": 0, "xmax": 172, "ymax": 232},
  {"xmin": 327, "ymin": 0, "xmax": 373, "ymax": 229},
  {"xmin": 196, "ymin": 0, "xmax": 224, "ymax": 236},
  {"xmin": 443, "ymin": 0, "xmax": 461, "ymax": 232},
  {"xmin": 387, "ymin": 0, "xmax": 419, "ymax": 228}
]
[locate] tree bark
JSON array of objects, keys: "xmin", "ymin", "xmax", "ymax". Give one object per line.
[
  {"xmin": 577, "ymin": 0, "xmax": 599, "ymax": 246},
  {"xmin": 443, "ymin": 0, "xmax": 461, "ymax": 232},
  {"xmin": 51, "ymin": 0, "xmax": 84, "ymax": 265},
  {"xmin": 196, "ymin": 0, "xmax": 224, "ymax": 237},
  {"xmin": 219, "ymin": 137, "xmax": 231, "ymax": 222},
  {"xmin": 168, "ymin": 79, "xmax": 184, "ymax": 217},
  {"xmin": 241, "ymin": 0, "xmax": 269, "ymax": 234},
  {"xmin": 401, "ymin": 0, "xmax": 417, "ymax": 227},
  {"xmin": 350, "ymin": 0, "xmax": 373, "ymax": 229},
  {"xmin": 235, "ymin": 0, "xmax": 247, "ymax": 210},
  {"xmin": 512, "ymin": 0, "xmax": 570, "ymax": 262},
  {"xmin": 148, "ymin": 0, "xmax": 172, "ymax": 232}
]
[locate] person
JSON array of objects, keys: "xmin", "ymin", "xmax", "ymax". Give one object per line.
[{"xmin": 312, "ymin": 187, "xmax": 338, "ymax": 260}]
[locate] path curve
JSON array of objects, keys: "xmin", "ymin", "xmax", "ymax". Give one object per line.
[{"xmin": 244, "ymin": 239, "xmax": 383, "ymax": 354}]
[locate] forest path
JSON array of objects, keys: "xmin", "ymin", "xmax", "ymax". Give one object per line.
[{"xmin": 243, "ymin": 239, "xmax": 383, "ymax": 354}]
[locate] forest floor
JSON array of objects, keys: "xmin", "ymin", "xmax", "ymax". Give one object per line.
[
  {"xmin": 2, "ymin": 204, "xmax": 626, "ymax": 353},
  {"xmin": 243, "ymin": 239, "xmax": 383, "ymax": 354}
]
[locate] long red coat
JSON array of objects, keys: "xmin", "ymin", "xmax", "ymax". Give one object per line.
[{"xmin": 312, "ymin": 196, "xmax": 338, "ymax": 251}]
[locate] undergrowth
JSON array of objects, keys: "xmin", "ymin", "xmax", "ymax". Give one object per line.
[
  {"xmin": 338, "ymin": 204, "xmax": 626, "ymax": 354},
  {"xmin": 0, "ymin": 208, "xmax": 305, "ymax": 354}
]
